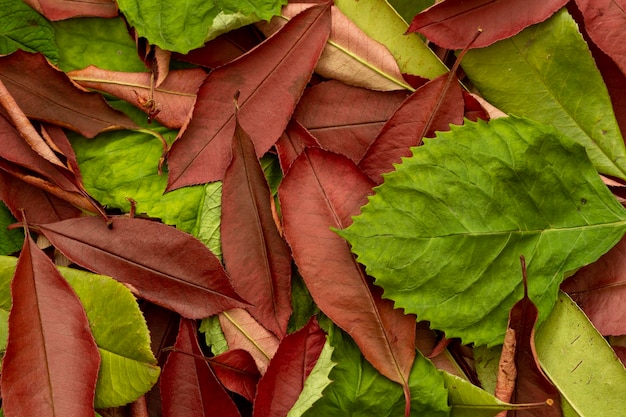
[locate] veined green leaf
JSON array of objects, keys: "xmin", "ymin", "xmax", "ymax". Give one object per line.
[
  {"xmin": 334, "ymin": 0, "xmax": 446, "ymax": 79},
  {"xmin": 340, "ymin": 116, "xmax": 626, "ymax": 346},
  {"xmin": 536, "ymin": 291, "xmax": 626, "ymax": 417},
  {"xmin": 302, "ymin": 321, "xmax": 449, "ymax": 417},
  {"xmin": 117, "ymin": 0, "xmax": 286, "ymax": 54},
  {"xmin": 0, "ymin": 0, "xmax": 57, "ymax": 62},
  {"xmin": 199, "ymin": 315, "xmax": 229, "ymax": 356},
  {"xmin": 0, "ymin": 203, "xmax": 22, "ymax": 256},
  {"xmin": 462, "ymin": 8, "xmax": 626, "ymax": 180}
]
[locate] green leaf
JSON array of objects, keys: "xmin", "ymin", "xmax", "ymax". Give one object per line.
[
  {"xmin": 387, "ymin": 0, "xmax": 434, "ymax": 25},
  {"xmin": 334, "ymin": 0, "xmax": 446, "ymax": 79},
  {"xmin": 0, "ymin": 203, "xmax": 23, "ymax": 256},
  {"xmin": 302, "ymin": 321, "xmax": 450, "ymax": 417},
  {"xmin": 199, "ymin": 315, "xmax": 229, "ymax": 356},
  {"xmin": 117, "ymin": 0, "xmax": 286, "ymax": 54},
  {"xmin": 52, "ymin": 17, "xmax": 146, "ymax": 72},
  {"xmin": 443, "ymin": 372, "xmax": 522, "ymax": 417},
  {"xmin": 340, "ymin": 116, "xmax": 626, "ymax": 346},
  {"xmin": 535, "ymin": 291, "xmax": 626, "ymax": 417},
  {"xmin": 287, "ymin": 271, "xmax": 319, "ymax": 334},
  {"xmin": 190, "ymin": 181, "xmax": 223, "ymax": 259},
  {"xmin": 462, "ymin": 9, "xmax": 626, "ymax": 180},
  {"xmin": 0, "ymin": 0, "xmax": 57, "ymax": 62}
]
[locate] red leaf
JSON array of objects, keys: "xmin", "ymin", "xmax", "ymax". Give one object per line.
[
  {"xmin": 1, "ymin": 230, "xmax": 100, "ymax": 417},
  {"xmin": 359, "ymin": 73, "xmax": 465, "ymax": 185},
  {"xmin": 23, "ymin": 0, "xmax": 118, "ymax": 20},
  {"xmin": 37, "ymin": 217, "xmax": 247, "ymax": 319},
  {"xmin": 407, "ymin": 0, "xmax": 568, "ymax": 49},
  {"xmin": 210, "ymin": 349, "xmax": 261, "ymax": 402},
  {"xmin": 574, "ymin": 0, "xmax": 626, "ymax": 76},
  {"xmin": 0, "ymin": 51, "xmax": 138, "ymax": 138},
  {"xmin": 68, "ymin": 67, "xmax": 207, "ymax": 129},
  {"xmin": 275, "ymin": 119, "xmax": 322, "ymax": 171},
  {"xmin": 293, "ymin": 80, "xmax": 410, "ymax": 163},
  {"xmin": 161, "ymin": 318, "xmax": 241, "ymax": 417},
  {"xmin": 279, "ymin": 148, "xmax": 416, "ymax": 401},
  {"xmin": 165, "ymin": 2, "xmax": 331, "ymax": 190},
  {"xmin": 222, "ymin": 118, "xmax": 292, "ymax": 338},
  {"xmin": 561, "ymin": 235, "xmax": 626, "ymax": 335},
  {"xmin": 253, "ymin": 318, "xmax": 326, "ymax": 417}
]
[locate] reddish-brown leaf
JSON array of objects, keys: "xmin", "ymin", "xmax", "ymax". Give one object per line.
[
  {"xmin": 165, "ymin": 2, "xmax": 331, "ymax": 190},
  {"xmin": 68, "ymin": 67, "xmax": 207, "ymax": 129},
  {"xmin": 0, "ymin": 51, "xmax": 138, "ymax": 138},
  {"xmin": 574, "ymin": 0, "xmax": 626, "ymax": 76},
  {"xmin": 279, "ymin": 148, "xmax": 416, "ymax": 401},
  {"xmin": 253, "ymin": 318, "xmax": 326, "ymax": 417},
  {"xmin": 219, "ymin": 309, "xmax": 281, "ymax": 374},
  {"xmin": 222, "ymin": 118, "xmax": 292, "ymax": 338},
  {"xmin": 161, "ymin": 318, "xmax": 241, "ymax": 417},
  {"xmin": 358, "ymin": 73, "xmax": 465, "ymax": 185},
  {"xmin": 23, "ymin": 0, "xmax": 118, "ymax": 20},
  {"xmin": 275, "ymin": 119, "xmax": 322, "ymax": 172},
  {"xmin": 407, "ymin": 0, "xmax": 568, "ymax": 49},
  {"xmin": 561, "ymin": 235, "xmax": 626, "ymax": 335},
  {"xmin": 210, "ymin": 349, "xmax": 261, "ymax": 402},
  {"xmin": 1, "ymin": 230, "xmax": 100, "ymax": 417},
  {"xmin": 37, "ymin": 217, "xmax": 247, "ymax": 319},
  {"xmin": 293, "ymin": 80, "xmax": 410, "ymax": 163}
]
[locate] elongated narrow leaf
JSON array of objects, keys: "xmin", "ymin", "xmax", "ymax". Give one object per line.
[
  {"xmin": 408, "ymin": 0, "xmax": 567, "ymax": 49},
  {"xmin": 280, "ymin": 148, "xmax": 416, "ymax": 398},
  {"xmin": 275, "ymin": 120, "xmax": 322, "ymax": 171},
  {"xmin": 166, "ymin": 2, "xmax": 331, "ymax": 190},
  {"xmin": 0, "ymin": 51, "xmax": 138, "ymax": 137},
  {"xmin": 254, "ymin": 318, "xmax": 326, "ymax": 417},
  {"xmin": 293, "ymin": 80, "xmax": 410, "ymax": 162},
  {"xmin": 0, "ymin": 0, "xmax": 57, "ymax": 61},
  {"xmin": 222, "ymin": 119, "xmax": 292, "ymax": 338},
  {"xmin": 161, "ymin": 318, "xmax": 241, "ymax": 417},
  {"xmin": 24, "ymin": 0, "xmax": 118, "ymax": 20},
  {"xmin": 69, "ymin": 67, "xmax": 207, "ymax": 129},
  {"xmin": 359, "ymin": 72, "xmax": 464, "ymax": 185},
  {"xmin": 340, "ymin": 116, "xmax": 626, "ymax": 346},
  {"xmin": 219, "ymin": 308, "xmax": 280, "ymax": 374},
  {"xmin": 1, "ymin": 232, "xmax": 100, "ymax": 417},
  {"xmin": 462, "ymin": 9, "xmax": 626, "ymax": 180},
  {"xmin": 38, "ymin": 217, "xmax": 246, "ymax": 319}
]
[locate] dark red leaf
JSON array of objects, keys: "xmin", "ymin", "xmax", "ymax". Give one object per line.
[
  {"xmin": 463, "ymin": 90, "xmax": 490, "ymax": 122},
  {"xmin": 210, "ymin": 349, "xmax": 261, "ymax": 402},
  {"xmin": 293, "ymin": 80, "xmax": 410, "ymax": 163},
  {"xmin": 279, "ymin": 148, "xmax": 416, "ymax": 402},
  {"xmin": 253, "ymin": 318, "xmax": 326, "ymax": 417},
  {"xmin": 23, "ymin": 0, "xmax": 118, "ymax": 20},
  {"xmin": 161, "ymin": 318, "xmax": 241, "ymax": 417},
  {"xmin": 37, "ymin": 217, "xmax": 247, "ymax": 319},
  {"xmin": 359, "ymin": 73, "xmax": 465, "ymax": 185},
  {"xmin": 1, "ymin": 229, "xmax": 100, "ymax": 417},
  {"xmin": 165, "ymin": 2, "xmax": 331, "ymax": 190},
  {"xmin": 275, "ymin": 119, "xmax": 322, "ymax": 172},
  {"xmin": 222, "ymin": 118, "xmax": 292, "ymax": 338},
  {"xmin": 407, "ymin": 0, "xmax": 568, "ymax": 49},
  {"xmin": 0, "ymin": 51, "xmax": 138, "ymax": 138}
]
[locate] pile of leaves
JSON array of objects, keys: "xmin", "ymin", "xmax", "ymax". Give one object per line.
[{"xmin": 0, "ymin": 0, "xmax": 625, "ymax": 416}]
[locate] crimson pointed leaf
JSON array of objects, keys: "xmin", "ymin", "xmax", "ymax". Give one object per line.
[
  {"xmin": 408, "ymin": 0, "xmax": 568, "ymax": 49},
  {"xmin": 37, "ymin": 217, "xmax": 246, "ymax": 319},
  {"xmin": 210, "ymin": 349, "xmax": 261, "ymax": 402},
  {"xmin": 222, "ymin": 118, "xmax": 292, "ymax": 338},
  {"xmin": 359, "ymin": 73, "xmax": 464, "ymax": 185},
  {"xmin": 165, "ymin": 2, "xmax": 331, "ymax": 190},
  {"xmin": 1, "ymin": 231, "xmax": 100, "ymax": 417},
  {"xmin": 253, "ymin": 318, "xmax": 326, "ymax": 417},
  {"xmin": 161, "ymin": 318, "xmax": 241, "ymax": 417},
  {"xmin": 279, "ymin": 148, "xmax": 416, "ymax": 403}
]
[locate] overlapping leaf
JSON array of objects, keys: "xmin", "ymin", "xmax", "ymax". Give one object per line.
[
  {"xmin": 0, "ymin": 0, "xmax": 57, "ymax": 61},
  {"xmin": 209, "ymin": 349, "xmax": 260, "ymax": 402},
  {"xmin": 38, "ymin": 216, "xmax": 246, "ymax": 319},
  {"xmin": 166, "ymin": 2, "xmax": 331, "ymax": 189},
  {"xmin": 24, "ymin": 0, "xmax": 118, "ymax": 20},
  {"xmin": 462, "ymin": 9, "xmax": 626, "ymax": 180},
  {"xmin": 407, "ymin": 0, "xmax": 568, "ymax": 49},
  {"xmin": 340, "ymin": 116, "xmax": 626, "ymax": 346},
  {"xmin": 1, "ymin": 232, "xmax": 100, "ymax": 417}
]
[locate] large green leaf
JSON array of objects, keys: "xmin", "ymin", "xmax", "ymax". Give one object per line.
[
  {"xmin": 340, "ymin": 116, "xmax": 626, "ymax": 346},
  {"xmin": 0, "ymin": 0, "xmax": 57, "ymax": 62},
  {"xmin": 117, "ymin": 0, "xmax": 286, "ymax": 54},
  {"xmin": 462, "ymin": 9, "xmax": 626, "ymax": 180},
  {"xmin": 302, "ymin": 320, "xmax": 450, "ymax": 417},
  {"xmin": 535, "ymin": 291, "xmax": 626, "ymax": 417},
  {"xmin": 0, "ymin": 203, "xmax": 22, "ymax": 256}
]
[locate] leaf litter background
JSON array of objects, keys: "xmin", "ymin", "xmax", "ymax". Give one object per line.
[{"xmin": 0, "ymin": 0, "xmax": 625, "ymax": 416}]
